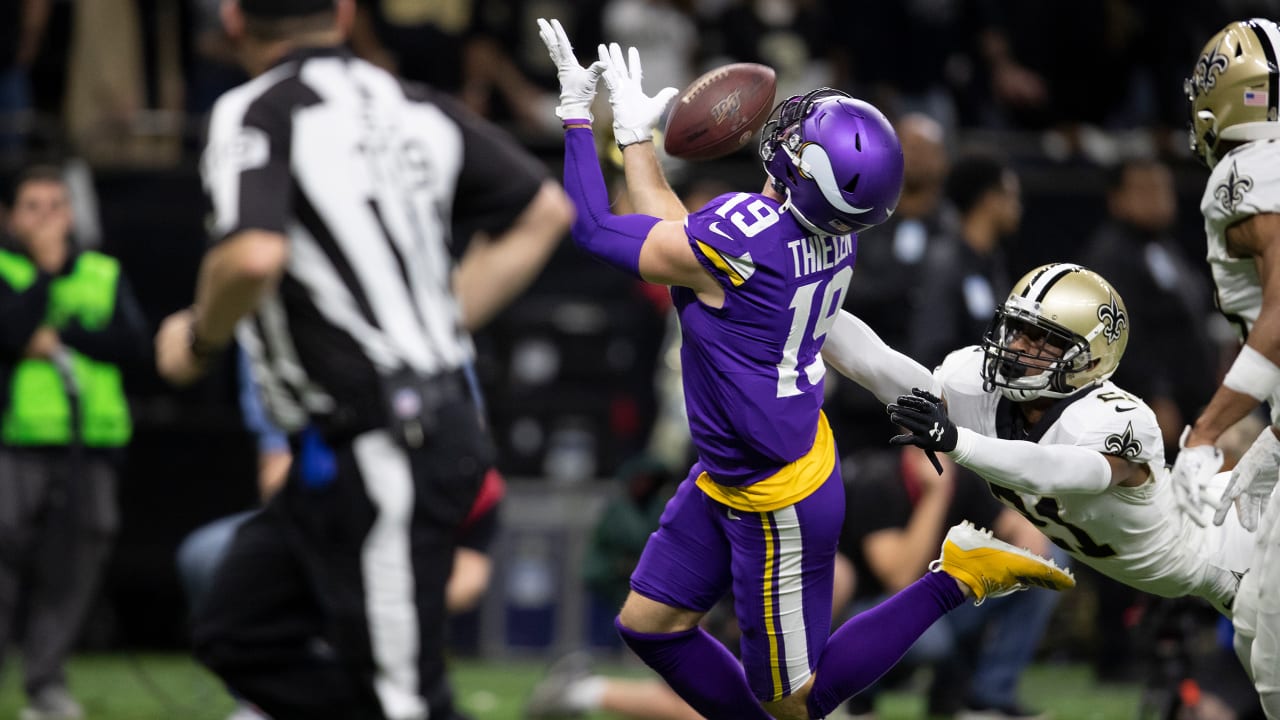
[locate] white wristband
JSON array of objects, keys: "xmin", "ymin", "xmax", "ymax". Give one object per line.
[{"xmin": 1224, "ymin": 345, "xmax": 1280, "ymax": 402}]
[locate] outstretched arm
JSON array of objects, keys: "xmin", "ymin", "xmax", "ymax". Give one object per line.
[
  {"xmin": 947, "ymin": 427, "xmax": 1145, "ymax": 495},
  {"xmin": 598, "ymin": 43, "xmax": 685, "ymax": 221},
  {"xmin": 541, "ymin": 18, "xmax": 718, "ymax": 298},
  {"xmin": 821, "ymin": 310, "xmax": 933, "ymax": 405},
  {"xmin": 888, "ymin": 389, "xmax": 1148, "ymax": 495},
  {"xmin": 561, "ymin": 126, "xmax": 719, "ymax": 296}
]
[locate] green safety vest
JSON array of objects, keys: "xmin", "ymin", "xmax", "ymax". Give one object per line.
[{"xmin": 0, "ymin": 249, "xmax": 132, "ymax": 447}]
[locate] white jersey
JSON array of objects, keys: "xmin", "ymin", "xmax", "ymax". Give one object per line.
[
  {"xmin": 935, "ymin": 347, "xmax": 1254, "ymax": 616},
  {"xmin": 1201, "ymin": 139, "xmax": 1280, "ymax": 422}
]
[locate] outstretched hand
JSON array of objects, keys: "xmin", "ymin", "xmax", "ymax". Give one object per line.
[
  {"xmin": 1170, "ymin": 426, "xmax": 1223, "ymax": 527},
  {"xmin": 536, "ymin": 18, "xmax": 606, "ymax": 121},
  {"xmin": 887, "ymin": 388, "xmax": 953, "ymax": 475},
  {"xmin": 597, "ymin": 42, "xmax": 679, "ymax": 147},
  {"xmin": 1212, "ymin": 426, "xmax": 1280, "ymax": 530}
]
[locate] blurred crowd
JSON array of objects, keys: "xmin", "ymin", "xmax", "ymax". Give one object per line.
[{"xmin": 1, "ymin": 0, "xmax": 1279, "ymax": 166}]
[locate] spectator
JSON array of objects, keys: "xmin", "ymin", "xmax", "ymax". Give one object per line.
[
  {"xmin": 838, "ymin": 447, "xmax": 1058, "ymax": 719},
  {"xmin": 971, "ymin": 2, "xmax": 1128, "ymax": 135},
  {"xmin": 64, "ymin": 0, "xmax": 185, "ymax": 166},
  {"xmin": 704, "ymin": 0, "xmax": 831, "ymax": 105},
  {"xmin": 0, "ymin": 164, "xmax": 149, "ymax": 720},
  {"xmin": 187, "ymin": 0, "xmax": 249, "ymax": 115},
  {"xmin": 153, "ymin": 0, "xmax": 572, "ymax": 717},
  {"xmin": 1081, "ymin": 158, "xmax": 1218, "ymax": 455},
  {"xmin": 348, "ymin": 0, "xmax": 485, "ymax": 96},
  {"xmin": 0, "ymin": 0, "xmax": 50, "ymax": 154},
  {"xmin": 350, "ymin": 0, "xmax": 593, "ymax": 135},
  {"xmin": 602, "ymin": 0, "xmax": 697, "ymax": 105},
  {"xmin": 908, "ymin": 152, "xmax": 1018, "ymax": 369},
  {"xmin": 831, "ymin": 0, "xmax": 973, "ymax": 133}
]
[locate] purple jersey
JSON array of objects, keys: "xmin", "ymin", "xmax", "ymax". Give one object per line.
[{"xmin": 675, "ymin": 192, "xmax": 857, "ymax": 488}]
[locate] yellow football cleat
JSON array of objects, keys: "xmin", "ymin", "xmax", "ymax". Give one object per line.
[{"xmin": 929, "ymin": 521, "xmax": 1075, "ymax": 605}]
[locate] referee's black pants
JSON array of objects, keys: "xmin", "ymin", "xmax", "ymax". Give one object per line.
[{"xmin": 192, "ymin": 409, "xmax": 490, "ymax": 720}]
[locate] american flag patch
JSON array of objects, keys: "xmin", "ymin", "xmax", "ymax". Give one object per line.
[{"xmin": 1245, "ymin": 89, "xmax": 1269, "ymax": 106}]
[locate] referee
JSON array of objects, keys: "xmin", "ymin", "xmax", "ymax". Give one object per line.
[{"xmin": 154, "ymin": 1, "xmax": 571, "ymax": 718}]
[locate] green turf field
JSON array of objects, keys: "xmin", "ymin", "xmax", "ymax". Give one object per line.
[{"xmin": 0, "ymin": 654, "xmax": 1142, "ymax": 719}]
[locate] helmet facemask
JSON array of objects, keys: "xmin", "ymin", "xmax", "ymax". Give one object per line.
[
  {"xmin": 758, "ymin": 88, "xmax": 850, "ymax": 169},
  {"xmin": 758, "ymin": 89, "xmax": 848, "ymax": 234},
  {"xmin": 980, "ymin": 300, "xmax": 1093, "ymax": 402},
  {"xmin": 982, "ymin": 263, "xmax": 1128, "ymax": 403}
]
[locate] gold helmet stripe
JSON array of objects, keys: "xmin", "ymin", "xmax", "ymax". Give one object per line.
[{"xmin": 1245, "ymin": 18, "xmax": 1280, "ymax": 118}]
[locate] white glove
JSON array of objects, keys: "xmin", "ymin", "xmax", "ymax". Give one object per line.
[
  {"xmin": 1170, "ymin": 426, "xmax": 1224, "ymax": 527},
  {"xmin": 537, "ymin": 18, "xmax": 605, "ymax": 121},
  {"xmin": 597, "ymin": 42, "xmax": 679, "ymax": 148},
  {"xmin": 1214, "ymin": 426, "xmax": 1280, "ymax": 530}
]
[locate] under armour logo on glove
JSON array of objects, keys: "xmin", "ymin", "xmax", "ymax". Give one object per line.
[{"xmin": 887, "ymin": 388, "xmax": 958, "ymax": 453}]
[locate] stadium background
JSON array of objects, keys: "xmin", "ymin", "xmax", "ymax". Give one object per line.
[{"xmin": 0, "ymin": 0, "xmax": 1272, "ymax": 718}]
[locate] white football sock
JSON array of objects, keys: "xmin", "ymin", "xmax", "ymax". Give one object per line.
[{"xmin": 564, "ymin": 675, "xmax": 607, "ymax": 711}]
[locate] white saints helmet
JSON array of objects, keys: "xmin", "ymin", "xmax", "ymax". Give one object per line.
[
  {"xmin": 1186, "ymin": 18, "xmax": 1280, "ymax": 168},
  {"xmin": 980, "ymin": 263, "xmax": 1129, "ymax": 402}
]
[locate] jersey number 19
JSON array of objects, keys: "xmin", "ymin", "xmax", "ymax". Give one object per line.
[{"xmin": 777, "ymin": 267, "xmax": 852, "ymax": 398}]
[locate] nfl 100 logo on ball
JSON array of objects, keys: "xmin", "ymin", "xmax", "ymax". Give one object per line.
[{"xmin": 664, "ymin": 63, "xmax": 777, "ymax": 161}]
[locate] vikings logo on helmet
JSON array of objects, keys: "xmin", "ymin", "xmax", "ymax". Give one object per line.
[{"xmin": 758, "ymin": 88, "xmax": 903, "ymax": 236}]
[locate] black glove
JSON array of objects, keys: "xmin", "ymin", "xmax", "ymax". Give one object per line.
[{"xmin": 887, "ymin": 388, "xmax": 958, "ymax": 453}]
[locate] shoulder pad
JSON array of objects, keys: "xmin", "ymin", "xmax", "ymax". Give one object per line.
[
  {"xmin": 685, "ymin": 192, "xmax": 772, "ymax": 287},
  {"xmin": 1206, "ymin": 141, "xmax": 1280, "ymax": 224},
  {"xmin": 1057, "ymin": 387, "xmax": 1163, "ymax": 465}
]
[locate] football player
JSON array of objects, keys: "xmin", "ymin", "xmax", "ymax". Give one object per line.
[
  {"xmin": 538, "ymin": 18, "xmax": 1075, "ymax": 720},
  {"xmin": 1179, "ymin": 18, "xmax": 1280, "ymax": 718},
  {"xmin": 823, "ymin": 263, "xmax": 1254, "ymax": 621}
]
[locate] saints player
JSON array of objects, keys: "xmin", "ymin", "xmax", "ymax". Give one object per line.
[
  {"xmin": 1179, "ymin": 18, "xmax": 1280, "ymax": 718},
  {"xmin": 822, "ymin": 263, "xmax": 1254, "ymax": 619},
  {"xmin": 539, "ymin": 18, "xmax": 1074, "ymax": 720}
]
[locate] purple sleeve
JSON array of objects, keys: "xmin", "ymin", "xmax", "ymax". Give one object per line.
[{"xmin": 562, "ymin": 127, "xmax": 660, "ymax": 279}]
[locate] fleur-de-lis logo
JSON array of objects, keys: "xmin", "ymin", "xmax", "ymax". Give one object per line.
[
  {"xmin": 1097, "ymin": 293, "xmax": 1127, "ymax": 345},
  {"xmin": 1104, "ymin": 422, "xmax": 1143, "ymax": 458},
  {"xmin": 1191, "ymin": 44, "xmax": 1230, "ymax": 97},
  {"xmin": 1215, "ymin": 161, "xmax": 1254, "ymax": 213}
]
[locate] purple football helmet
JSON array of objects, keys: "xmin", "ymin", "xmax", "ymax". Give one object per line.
[{"xmin": 759, "ymin": 88, "xmax": 904, "ymax": 236}]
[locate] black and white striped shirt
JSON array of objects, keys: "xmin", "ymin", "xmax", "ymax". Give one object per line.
[{"xmin": 202, "ymin": 46, "xmax": 546, "ymax": 434}]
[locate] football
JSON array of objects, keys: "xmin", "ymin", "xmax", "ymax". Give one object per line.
[{"xmin": 663, "ymin": 63, "xmax": 777, "ymax": 161}]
